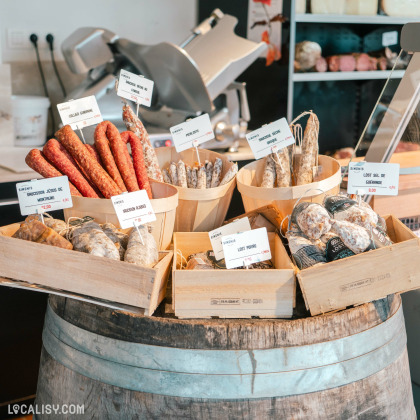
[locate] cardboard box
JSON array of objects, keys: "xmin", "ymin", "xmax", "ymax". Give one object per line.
[
  {"xmin": 0, "ymin": 223, "xmax": 173, "ymax": 315},
  {"xmin": 297, "ymin": 215, "xmax": 420, "ymax": 316},
  {"xmin": 173, "ymin": 231, "xmax": 295, "ymax": 319}
]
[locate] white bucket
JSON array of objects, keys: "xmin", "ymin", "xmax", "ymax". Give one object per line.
[{"xmin": 12, "ymin": 95, "xmax": 50, "ymax": 147}]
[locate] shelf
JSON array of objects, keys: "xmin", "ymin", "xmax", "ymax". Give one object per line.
[
  {"xmin": 295, "ymin": 14, "xmax": 420, "ymax": 25},
  {"xmin": 293, "ymin": 69, "xmax": 405, "ymax": 82}
]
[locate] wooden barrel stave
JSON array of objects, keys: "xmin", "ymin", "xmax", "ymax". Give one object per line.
[
  {"xmin": 35, "ymin": 294, "xmax": 416, "ymax": 419},
  {"xmin": 36, "ymin": 347, "xmax": 414, "ymax": 419}
]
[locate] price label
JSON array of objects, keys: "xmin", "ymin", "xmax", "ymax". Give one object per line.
[
  {"xmin": 117, "ymin": 69, "xmax": 154, "ymax": 107},
  {"xmin": 222, "ymin": 227, "xmax": 271, "ymax": 269},
  {"xmin": 170, "ymin": 114, "xmax": 214, "ymax": 152},
  {"xmin": 382, "ymin": 31, "xmax": 398, "ymax": 47},
  {"xmin": 57, "ymin": 96, "xmax": 103, "ymax": 130},
  {"xmin": 347, "ymin": 162, "xmax": 400, "ymax": 196},
  {"xmin": 209, "ymin": 217, "xmax": 251, "ymax": 261},
  {"xmin": 111, "ymin": 190, "xmax": 156, "ymax": 229},
  {"xmin": 246, "ymin": 118, "xmax": 295, "ymax": 160},
  {"xmin": 16, "ymin": 176, "xmax": 73, "ymax": 216}
]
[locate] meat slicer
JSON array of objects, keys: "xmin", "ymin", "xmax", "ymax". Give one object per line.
[{"xmin": 61, "ymin": 9, "xmax": 266, "ymax": 150}]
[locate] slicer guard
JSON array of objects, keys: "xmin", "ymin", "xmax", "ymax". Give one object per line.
[{"xmin": 61, "ymin": 10, "xmax": 266, "ymax": 146}]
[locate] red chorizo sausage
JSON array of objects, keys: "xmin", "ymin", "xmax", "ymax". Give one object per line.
[
  {"xmin": 85, "ymin": 144, "xmax": 104, "ymax": 168},
  {"xmin": 95, "ymin": 121, "xmax": 139, "ymax": 192},
  {"xmin": 122, "ymin": 104, "xmax": 163, "ymax": 182},
  {"xmin": 43, "ymin": 139, "xmax": 100, "ymax": 198},
  {"xmin": 55, "ymin": 125, "xmax": 122, "ymax": 198},
  {"xmin": 94, "ymin": 121, "xmax": 127, "ymax": 192},
  {"xmin": 120, "ymin": 131, "xmax": 152, "ymax": 198},
  {"xmin": 25, "ymin": 149, "xmax": 82, "ymax": 196}
]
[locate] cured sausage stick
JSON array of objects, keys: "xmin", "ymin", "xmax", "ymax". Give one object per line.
[
  {"xmin": 271, "ymin": 149, "xmax": 291, "ymax": 187},
  {"xmin": 177, "ymin": 160, "xmax": 188, "ymax": 188},
  {"xmin": 49, "ymin": 140, "xmax": 103, "ymax": 197},
  {"xmin": 96, "ymin": 122, "xmax": 139, "ymax": 192},
  {"xmin": 94, "ymin": 122, "xmax": 127, "ymax": 192},
  {"xmin": 220, "ymin": 162, "xmax": 238, "ymax": 186},
  {"xmin": 261, "ymin": 156, "xmax": 276, "ymax": 188},
  {"xmin": 55, "ymin": 125, "xmax": 122, "ymax": 198},
  {"xmin": 296, "ymin": 112, "xmax": 319, "ymax": 186},
  {"xmin": 43, "ymin": 139, "xmax": 100, "ymax": 198},
  {"xmin": 122, "ymin": 104, "xmax": 163, "ymax": 182},
  {"xmin": 85, "ymin": 144, "xmax": 104, "ymax": 168},
  {"xmin": 25, "ymin": 149, "xmax": 82, "ymax": 196},
  {"xmin": 120, "ymin": 131, "xmax": 152, "ymax": 199}
]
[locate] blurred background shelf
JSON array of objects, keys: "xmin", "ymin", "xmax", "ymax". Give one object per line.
[
  {"xmin": 296, "ymin": 14, "xmax": 420, "ymax": 25},
  {"xmin": 293, "ymin": 69, "xmax": 405, "ymax": 82}
]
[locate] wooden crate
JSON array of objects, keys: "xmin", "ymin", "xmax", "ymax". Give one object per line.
[
  {"xmin": 297, "ymin": 215, "xmax": 420, "ymax": 316},
  {"xmin": 173, "ymin": 232, "xmax": 295, "ymax": 319},
  {"xmin": 0, "ymin": 223, "xmax": 173, "ymax": 315}
]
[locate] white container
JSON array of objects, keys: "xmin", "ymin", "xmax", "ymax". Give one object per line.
[
  {"xmin": 311, "ymin": 0, "xmax": 345, "ymax": 14},
  {"xmin": 346, "ymin": 0, "xmax": 378, "ymax": 15},
  {"xmin": 381, "ymin": 0, "xmax": 420, "ymax": 16},
  {"xmin": 12, "ymin": 95, "xmax": 50, "ymax": 147},
  {"xmin": 296, "ymin": 0, "xmax": 306, "ymax": 13}
]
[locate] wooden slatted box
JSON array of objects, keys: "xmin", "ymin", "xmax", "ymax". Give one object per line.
[
  {"xmin": 297, "ymin": 215, "xmax": 420, "ymax": 316},
  {"xmin": 0, "ymin": 223, "xmax": 173, "ymax": 315},
  {"xmin": 173, "ymin": 231, "xmax": 295, "ymax": 319}
]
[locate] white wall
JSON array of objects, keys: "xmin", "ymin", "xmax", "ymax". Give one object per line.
[{"xmin": 1, "ymin": 0, "xmax": 198, "ymax": 63}]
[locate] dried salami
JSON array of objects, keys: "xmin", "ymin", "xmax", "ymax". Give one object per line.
[
  {"xmin": 177, "ymin": 160, "xmax": 188, "ymax": 188},
  {"xmin": 287, "ymin": 231, "xmax": 327, "ymax": 269},
  {"xmin": 186, "ymin": 164, "xmax": 193, "ymax": 188},
  {"xmin": 162, "ymin": 169, "xmax": 172, "ymax": 184},
  {"xmin": 324, "ymin": 195, "xmax": 378, "ymax": 230},
  {"xmin": 271, "ymin": 148, "xmax": 291, "ymax": 187},
  {"xmin": 211, "ymin": 158, "xmax": 223, "ymax": 188},
  {"xmin": 191, "ymin": 166, "xmax": 198, "ymax": 188},
  {"xmin": 122, "ymin": 104, "xmax": 163, "ymax": 182},
  {"xmin": 296, "ymin": 112, "xmax": 319, "ymax": 185},
  {"xmin": 291, "ymin": 202, "xmax": 331, "ymax": 240},
  {"xmin": 330, "ymin": 220, "xmax": 370, "ymax": 254},
  {"xmin": 169, "ymin": 162, "xmax": 178, "ymax": 186},
  {"xmin": 261, "ymin": 156, "xmax": 276, "ymax": 188},
  {"xmin": 220, "ymin": 162, "xmax": 238, "ymax": 186},
  {"xmin": 197, "ymin": 165, "xmax": 207, "ymax": 189},
  {"xmin": 206, "ymin": 160, "xmax": 213, "ymax": 189}
]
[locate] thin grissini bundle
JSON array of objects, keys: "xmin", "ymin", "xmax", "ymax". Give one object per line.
[
  {"xmin": 163, "ymin": 157, "xmax": 238, "ymax": 189},
  {"xmin": 259, "ymin": 111, "xmax": 319, "ymax": 188},
  {"xmin": 25, "ymin": 121, "xmax": 153, "ymax": 199}
]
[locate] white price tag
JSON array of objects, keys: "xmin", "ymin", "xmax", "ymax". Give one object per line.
[
  {"xmin": 111, "ymin": 190, "xmax": 156, "ymax": 229},
  {"xmin": 117, "ymin": 69, "xmax": 154, "ymax": 107},
  {"xmin": 382, "ymin": 31, "xmax": 398, "ymax": 47},
  {"xmin": 347, "ymin": 162, "xmax": 400, "ymax": 196},
  {"xmin": 246, "ymin": 118, "xmax": 295, "ymax": 160},
  {"xmin": 170, "ymin": 114, "xmax": 214, "ymax": 152},
  {"xmin": 57, "ymin": 96, "xmax": 103, "ymax": 130},
  {"xmin": 222, "ymin": 227, "xmax": 271, "ymax": 269},
  {"xmin": 16, "ymin": 176, "xmax": 73, "ymax": 216},
  {"xmin": 209, "ymin": 217, "xmax": 252, "ymax": 261}
]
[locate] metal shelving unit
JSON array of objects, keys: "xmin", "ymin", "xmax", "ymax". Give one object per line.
[
  {"xmin": 293, "ymin": 69, "xmax": 405, "ymax": 82},
  {"xmin": 295, "ymin": 13, "xmax": 420, "ymax": 25},
  {"xmin": 287, "ymin": 0, "xmax": 413, "ymax": 124}
]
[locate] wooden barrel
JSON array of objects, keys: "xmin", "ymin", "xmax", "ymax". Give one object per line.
[{"xmin": 35, "ymin": 294, "xmax": 415, "ymax": 419}]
